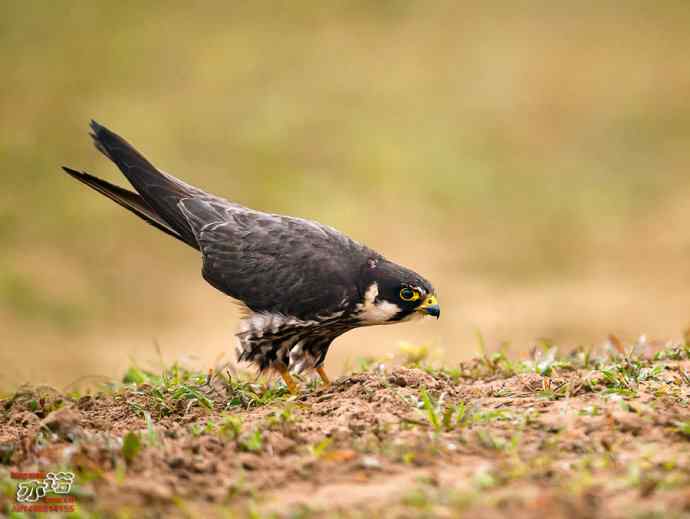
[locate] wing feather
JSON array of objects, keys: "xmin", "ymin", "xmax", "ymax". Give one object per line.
[{"xmin": 178, "ymin": 198, "xmax": 367, "ymax": 318}]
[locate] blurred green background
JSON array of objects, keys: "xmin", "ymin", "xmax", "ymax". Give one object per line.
[{"xmin": 2, "ymin": 1, "xmax": 690, "ymax": 388}]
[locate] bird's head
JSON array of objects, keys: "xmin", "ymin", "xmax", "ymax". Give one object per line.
[{"xmin": 355, "ymin": 257, "xmax": 440, "ymax": 325}]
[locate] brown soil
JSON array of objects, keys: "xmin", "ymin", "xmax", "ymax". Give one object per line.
[{"xmin": 2, "ymin": 347, "xmax": 690, "ymax": 518}]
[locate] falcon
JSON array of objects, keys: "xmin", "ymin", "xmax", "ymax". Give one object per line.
[{"xmin": 62, "ymin": 121, "xmax": 440, "ymax": 393}]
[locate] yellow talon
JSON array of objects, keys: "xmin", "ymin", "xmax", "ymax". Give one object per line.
[
  {"xmin": 316, "ymin": 367, "xmax": 331, "ymax": 386},
  {"xmin": 276, "ymin": 365, "xmax": 299, "ymax": 394}
]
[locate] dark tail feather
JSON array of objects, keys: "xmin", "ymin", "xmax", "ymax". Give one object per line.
[
  {"xmin": 87, "ymin": 120, "xmax": 198, "ymax": 245},
  {"xmin": 61, "ymin": 167, "xmax": 199, "ymax": 249}
]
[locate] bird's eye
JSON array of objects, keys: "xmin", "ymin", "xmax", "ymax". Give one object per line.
[{"xmin": 399, "ymin": 287, "xmax": 420, "ymax": 301}]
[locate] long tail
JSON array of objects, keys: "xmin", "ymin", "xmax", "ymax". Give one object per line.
[
  {"xmin": 61, "ymin": 167, "xmax": 196, "ymax": 248},
  {"xmin": 62, "ymin": 121, "xmax": 201, "ymax": 249}
]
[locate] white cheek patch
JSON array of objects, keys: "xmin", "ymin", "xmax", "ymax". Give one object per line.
[
  {"xmin": 356, "ymin": 282, "xmax": 402, "ymax": 324},
  {"xmin": 363, "ymin": 282, "xmax": 379, "ymax": 306},
  {"xmin": 365, "ymin": 300, "xmax": 402, "ymax": 323}
]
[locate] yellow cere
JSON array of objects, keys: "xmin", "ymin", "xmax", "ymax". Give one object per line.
[{"xmin": 420, "ymin": 295, "xmax": 438, "ymax": 308}]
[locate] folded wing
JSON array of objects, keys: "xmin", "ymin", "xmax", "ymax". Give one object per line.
[{"xmin": 179, "ymin": 198, "xmax": 366, "ymax": 318}]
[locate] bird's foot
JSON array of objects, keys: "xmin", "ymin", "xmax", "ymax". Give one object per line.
[
  {"xmin": 316, "ymin": 367, "xmax": 331, "ymax": 387},
  {"xmin": 276, "ymin": 364, "xmax": 299, "ymax": 394}
]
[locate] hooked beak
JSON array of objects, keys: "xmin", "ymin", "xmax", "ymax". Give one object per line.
[{"xmin": 417, "ymin": 294, "xmax": 440, "ymax": 319}]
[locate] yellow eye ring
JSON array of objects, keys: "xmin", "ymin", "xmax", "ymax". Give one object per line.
[{"xmin": 400, "ymin": 287, "xmax": 420, "ymax": 301}]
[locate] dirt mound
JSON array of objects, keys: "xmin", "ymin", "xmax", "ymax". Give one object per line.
[{"xmin": 2, "ymin": 343, "xmax": 690, "ymax": 517}]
